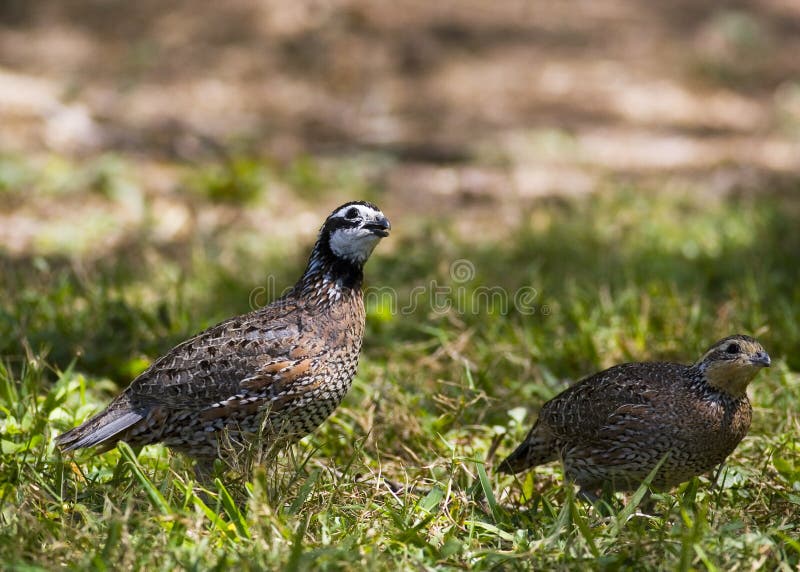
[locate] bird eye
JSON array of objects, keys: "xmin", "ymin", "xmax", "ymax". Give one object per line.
[
  {"xmin": 345, "ymin": 207, "xmax": 360, "ymax": 220},
  {"xmin": 726, "ymin": 343, "xmax": 740, "ymax": 354}
]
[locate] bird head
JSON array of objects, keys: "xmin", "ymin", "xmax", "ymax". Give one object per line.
[
  {"xmin": 695, "ymin": 334, "xmax": 770, "ymax": 397},
  {"xmin": 321, "ymin": 201, "xmax": 391, "ymax": 266}
]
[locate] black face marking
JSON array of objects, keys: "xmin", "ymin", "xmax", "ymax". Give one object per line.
[{"xmin": 299, "ymin": 201, "xmax": 389, "ymax": 292}]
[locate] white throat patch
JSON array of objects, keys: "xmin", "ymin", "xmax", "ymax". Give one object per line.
[
  {"xmin": 326, "ymin": 203, "xmax": 388, "ymax": 265},
  {"xmin": 329, "ymin": 227, "xmax": 381, "ymax": 264}
]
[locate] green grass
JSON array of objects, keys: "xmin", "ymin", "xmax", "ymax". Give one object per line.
[{"xmin": 1, "ymin": 163, "xmax": 799, "ymax": 569}]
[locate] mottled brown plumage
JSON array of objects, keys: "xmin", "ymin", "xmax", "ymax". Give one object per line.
[
  {"xmin": 56, "ymin": 201, "xmax": 390, "ymax": 475},
  {"xmin": 498, "ymin": 335, "xmax": 770, "ymax": 494}
]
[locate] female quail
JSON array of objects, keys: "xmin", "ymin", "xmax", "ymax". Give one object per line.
[
  {"xmin": 56, "ymin": 201, "xmax": 390, "ymax": 476},
  {"xmin": 498, "ymin": 335, "xmax": 770, "ymax": 495}
]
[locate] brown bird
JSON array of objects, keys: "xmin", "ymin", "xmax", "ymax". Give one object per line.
[
  {"xmin": 56, "ymin": 201, "xmax": 390, "ymax": 478},
  {"xmin": 497, "ymin": 335, "xmax": 770, "ymax": 497}
]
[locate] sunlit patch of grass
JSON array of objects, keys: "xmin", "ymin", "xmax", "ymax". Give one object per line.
[
  {"xmin": 0, "ymin": 154, "xmax": 37, "ymax": 198},
  {"xmin": 0, "ymin": 153, "xmax": 139, "ymax": 198},
  {"xmin": 1, "ymin": 184, "xmax": 799, "ymax": 568},
  {"xmin": 283, "ymin": 154, "xmax": 386, "ymax": 202},
  {"xmin": 185, "ymin": 157, "xmax": 270, "ymax": 205}
]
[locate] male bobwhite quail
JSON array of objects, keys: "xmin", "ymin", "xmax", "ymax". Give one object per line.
[
  {"xmin": 56, "ymin": 201, "xmax": 390, "ymax": 477},
  {"xmin": 497, "ymin": 335, "xmax": 770, "ymax": 496}
]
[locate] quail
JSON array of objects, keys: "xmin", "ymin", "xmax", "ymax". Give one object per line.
[
  {"xmin": 56, "ymin": 201, "xmax": 390, "ymax": 477},
  {"xmin": 497, "ymin": 335, "xmax": 771, "ymax": 496}
]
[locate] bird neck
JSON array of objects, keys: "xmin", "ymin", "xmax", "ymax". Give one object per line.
[
  {"xmin": 692, "ymin": 361, "xmax": 757, "ymax": 398},
  {"xmin": 293, "ymin": 235, "xmax": 364, "ymax": 302}
]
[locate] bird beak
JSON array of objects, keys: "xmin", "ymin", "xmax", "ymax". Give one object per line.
[
  {"xmin": 750, "ymin": 351, "xmax": 771, "ymax": 367},
  {"xmin": 364, "ymin": 215, "xmax": 391, "ymax": 237}
]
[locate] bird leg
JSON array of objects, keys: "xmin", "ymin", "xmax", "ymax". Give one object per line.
[
  {"xmin": 577, "ymin": 484, "xmax": 618, "ymax": 516},
  {"xmin": 636, "ymin": 489, "xmax": 656, "ymax": 515},
  {"xmin": 193, "ymin": 458, "xmax": 219, "ymax": 486},
  {"xmin": 577, "ymin": 487, "xmax": 601, "ymax": 504}
]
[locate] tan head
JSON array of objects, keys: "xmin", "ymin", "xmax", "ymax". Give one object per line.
[{"xmin": 694, "ymin": 335, "xmax": 770, "ymax": 397}]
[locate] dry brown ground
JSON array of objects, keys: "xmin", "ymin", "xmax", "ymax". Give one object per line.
[{"xmin": 1, "ymin": 0, "xmax": 799, "ymax": 253}]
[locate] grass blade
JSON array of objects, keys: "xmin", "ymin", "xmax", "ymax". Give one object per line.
[
  {"xmin": 568, "ymin": 491, "xmax": 600, "ymax": 558},
  {"xmin": 476, "ymin": 461, "xmax": 502, "ymax": 523},
  {"xmin": 118, "ymin": 441, "xmax": 170, "ymax": 515},
  {"xmin": 172, "ymin": 478, "xmax": 237, "ymax": 541},
  {"xmin": 286, "ymin": 512, "xmax": 311, "ymax": 572},
  {"xmin": 215, "ymin": 477, "xmax": 251, "ymax": 540},
  {"xmin": 609, "ymin": 451, "xmax": 670, "ymax": 537},
  {"xmin": 418, "ymin": 485, "xmax": 444, "ymax": 515},
  {"xmin": 287, "ymin": 469, "xmax": 320, "ymax": 516}
]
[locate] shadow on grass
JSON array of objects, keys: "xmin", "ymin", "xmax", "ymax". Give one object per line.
[
  {"xmin": 1, "ymin": 188, "xmax": 798, "ymax": 390},
  {"xmin": 0, "ymin": 232, "xmax": 302, "ymax": 383}
]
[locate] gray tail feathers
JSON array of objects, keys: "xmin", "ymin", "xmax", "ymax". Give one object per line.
[
  {"xmin": 496, "ymin": 425, "xmax": 559, "ymax": 474},
  {"xmin": 56, "ymin": 409, "xmax": 144, "ymax": 452}
]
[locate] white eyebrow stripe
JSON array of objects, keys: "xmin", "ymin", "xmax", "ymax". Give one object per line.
[{"xmin": 332, "ymin": 204, "xmax": 383, "ymax": 219}]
